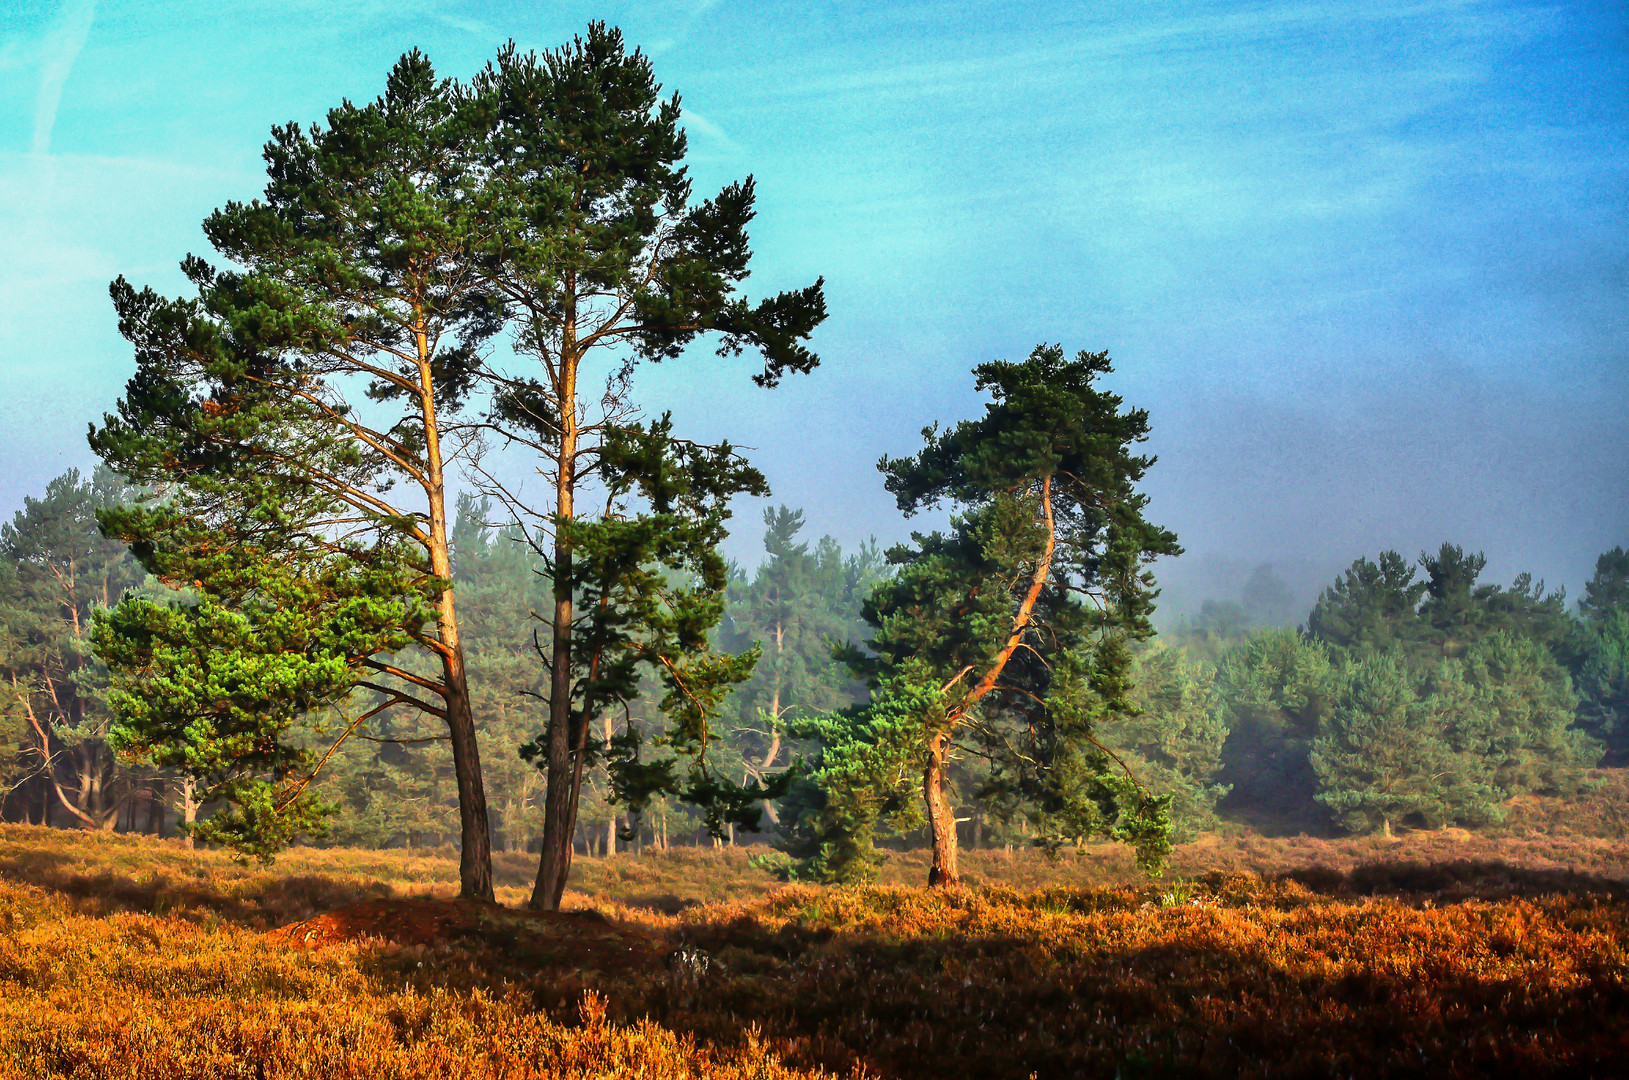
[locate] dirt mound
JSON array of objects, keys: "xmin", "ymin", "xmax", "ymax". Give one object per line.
[{"xmin": 267, "ymin": 898, "xmax": 667, "ymax": 972}]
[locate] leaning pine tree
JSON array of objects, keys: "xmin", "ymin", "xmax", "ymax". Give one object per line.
[
  {"xmin": 780, "ymin": 345, "xmax": 1181, "ymax": 886},
  {"xmin": 468, "ymin": 26, "xmax": 827, "ymax": 910},
  {"xmin": 90, "ymin": 54, "xmax": 502, "ymax": 898}
]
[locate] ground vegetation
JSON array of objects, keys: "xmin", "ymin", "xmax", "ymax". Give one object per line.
[{"xmin": 0, "ymin": 824, "xmax": 1625, "ymax": 1079}]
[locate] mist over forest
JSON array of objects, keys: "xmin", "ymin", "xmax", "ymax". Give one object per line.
[{"xmin": 7, "ymin": 461, "xmax": 1623, "ymax": 866}]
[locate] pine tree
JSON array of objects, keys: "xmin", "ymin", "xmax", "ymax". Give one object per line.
[
  {"xmin": 1310, "ymin": 653, "xmax": 1484, "ymax": 835},
  {"xmin": 90, "ymin": 53, "xmax": 502, "ymax": 895},
  {"xmin": 467, "ymin": 26, "xmax": 826, "ymax": 909},
  {"xmin": 1110, "ymin": 645, "xmax": 1230, "ymax": 840},
  {"xmin": 1213, "ymin": 629, "xmax": 1338, "ymax": 815},
  {"xmin": 1578, "ymin": 546, "xmax": 1629, "ymax": 626},
  {"xmin": 721, "ymin": 508, "xmax": 864, "ymax": 802},
  {"xmin": 1306, "ymin": 551, "xmax": 1428, "ymax": 657},
  {"xmin": 0, "ymin": 469, "xmax": 144, "ymax": 830},
  {"xmin": 1441, "ymin": 631, "xmax": 1593, "ymax": 798},
  {"xmin": 789, "ymin": 344, "xmax": 1181, "ymax": 886},
  {"xmin": 1563, "ymin": 547, "xmax": 1629, "ymax": 762}
]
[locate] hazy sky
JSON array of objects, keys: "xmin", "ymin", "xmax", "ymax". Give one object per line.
[{"xmin": 1, "ymin": 0, "xmax": 1624, "ymax": 623}]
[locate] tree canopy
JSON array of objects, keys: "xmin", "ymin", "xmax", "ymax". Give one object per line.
[
  {"xmin": 90, "ymin": 51, "xmax": 504, "ymax": 896},
  {"xmin": 465, "ymin": 26, "xmax": 828, "ymax": 910},
  {"xmin": 779, "ymin": 344, "xmax": 1181, "ymax": 885}
]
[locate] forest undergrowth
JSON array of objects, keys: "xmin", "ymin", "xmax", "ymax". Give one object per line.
[{"xmin": 1, "ymin": 823, "xmax": 1626, "ymax": 1078}]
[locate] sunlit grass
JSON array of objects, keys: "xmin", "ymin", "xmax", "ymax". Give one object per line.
[{"xmin": 1, "ymin": 822, "xmax": 1625, "ymax": 1078}]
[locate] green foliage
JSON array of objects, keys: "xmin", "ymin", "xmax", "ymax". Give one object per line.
[
  {"xmin": 1571, "ymin": 610, "xmax": 1629, "ymax": 762},
  {"xmin": 88, "ymin": 51, "xmax": 499, "ymax": 865},
  {"xmin": 709, "ymin": 509, "xmax": 882, "ymax": 838},
  {"xmin": 1442, "ymin": 632, "xmax": 1593, "ymax": 797},
  {"xmin": 94, "ymin": 529, "xmax": 430, "ymax": 856},
  {"xmin": 1578, "ymin": 546, "xmax": 1629, "ymax": 626},
  {"xmin": 1311, "ymin": 633, "xmax": 1594, "ymax": 835},
  {"xmin": 771, "ymin": 676, "xmax": 936, "ymax": 884},
  {"xmin": 464, "ymin": 24, "xmax": 826, "ymax": 906},
  {"xmin": 1297, "ymin": 543, "xmax": 1600, "ymax": 835},
  {"xmin": 722, "ymin": 509, "xmax": 873, "ymax": 739},
  {"xmin": 473, "ymin": 26, "xmax": 826, "ymax": 387},
  {"xmin": 0, "ymin": 469, "xmax": 146, "ymax": 828},
  {"xmin": 1419, "ymin": 543, "xmax": 1573, "ymax": 659},
  {"xmin": 780, "ymin": 344, "xmax": 1181, "ymax": 883},
  {"xmin": 1310, "ymin": 653, "xmax": 1495, "ymax": 834},
  {"xmin": 1213, "ymin": 629, "xmax": 1338, "ymax": 815},
  {"xmin": 1306, "ymin": 550, "xmax": 1428, "ymax": 658},
  {"xmin": 520, "ymin": 415, "xmax": 778, "ymax": 836},
  {"xmin": 1108, "ymin": 645, "xmax": 1230, "ymax": 840},
  {"xmin": 1569, "ymin": 548, "xmax": 1629, "ymax": 762}
]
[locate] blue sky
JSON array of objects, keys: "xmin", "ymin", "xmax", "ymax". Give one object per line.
[{"xmin": 1, "ymin": 0, "xmax": 1624, "ymax": 621}]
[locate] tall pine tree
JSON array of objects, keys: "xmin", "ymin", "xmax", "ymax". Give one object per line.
[
  {"xmin": 91, "ymin": 53, "xmax": 502, "ymax": 896},
  {"xmin": 467, "ymin": 26, "xmax": 827, "ymax": 909}
]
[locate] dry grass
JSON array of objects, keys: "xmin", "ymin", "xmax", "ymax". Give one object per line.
[
  {"xmin": 1, "ymin": 823, "xmax": 1627, "ymax": 1078},
  {"xmin": 1496, "ymin": 769, "xmax": 1629, "ymax": 840},
  {"xmin": 0, "ymin": 883, "xmax": 844, "ymax": 1079},
  {"xmin": 7, "ymin": 822, "xmax": 1623, "ymax": 925}
]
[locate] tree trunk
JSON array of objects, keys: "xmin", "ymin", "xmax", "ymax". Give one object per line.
[
  {"xmin": 603, "ymin": 716, "xmax": 617, "ymax": 859},
  {"xmin": 922, "ymin": 473, "xmax": 1053, "ymax": 886},
  {"xmin": 760, "ymin": 684, "xmax": 782, "ymax": 826},
  {"xmin": 923, "ymin": 735, "xmax": 960, "ymax": 887},
  {"xmin": 417, "ymin": 320, "xmax": 494, "ymax": 902},
  {"xmin": 533, "ymin": 687, "xmax": 589, "ymax": 907},
  {"xmin": 38, "ymin": 745, "xmax": 116, "ymax": 831},
  {"xmin": 179, "ymin": 776, "xmax": 197, "ymax": 849},
  {"xmin": 438, "ymin": 632, "xmax": 493, "ymax": 899},
  {"xmin": 531, "ymin": 325, "xmax": 582, "ymax": 912},
  {"xmin": 76, "ymin": 751, "xmax": 119, "ymax": 831}
]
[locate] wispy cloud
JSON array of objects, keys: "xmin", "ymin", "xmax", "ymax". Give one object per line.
[
  {"xmin": 680, "ymin": 106, "xmax": 737, "ymax": 151},
  {"xmin": 31, "ymin": 0, "xmax": 95, "ymax": 155},
  {"xmin": 432, "ymin": 11, "xmax": 492, "ymax": 37}
]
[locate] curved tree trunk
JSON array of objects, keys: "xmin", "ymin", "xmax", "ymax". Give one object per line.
[
  {"xmin": 923, "ymin": 735, "xmax": 960, "ymax": 887},
  {"xmin": 924, "ymin": 477, "xmax": 1059, "ymax": 887}
]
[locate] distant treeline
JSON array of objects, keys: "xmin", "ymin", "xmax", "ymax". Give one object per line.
[
  {"xmin": 1153, "ymin": 545, "xmax": 1626, "ymax": 837},
  {"xmin": 3, "ymin": 466, "xmax": 1624, "ymax": 851}
]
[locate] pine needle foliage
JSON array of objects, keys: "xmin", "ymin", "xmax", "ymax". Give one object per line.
[
  {"xmin": 778, "ymin": 345, "xmax": 1181, "ymax": 885},
  {"xmin": 89, "ymin": 52, "xmax": 503, "ymax": 896},
  {"xmin": 465, "ymin": 25, "xmax": 827, "ymax": 910}
]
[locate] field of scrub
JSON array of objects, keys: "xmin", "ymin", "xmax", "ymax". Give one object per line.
[{"xmin": 1, "ymin": 824, "xmax": 1626, "ymax": 1079}]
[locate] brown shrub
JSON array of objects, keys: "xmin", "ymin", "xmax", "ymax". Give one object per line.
[{"xmin": 3, "ymin": 823, "xmax": 1628, "ymax": 1078}]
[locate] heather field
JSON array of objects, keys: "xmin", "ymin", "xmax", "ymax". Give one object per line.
[{"xmin": 1, "ymin": 825, "xmax": 1627, "ymax": 1078}]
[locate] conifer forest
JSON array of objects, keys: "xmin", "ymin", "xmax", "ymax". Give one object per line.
[{"xmin": 1, "ymin": 14, "xmax": 1624, "ymax": 1080}]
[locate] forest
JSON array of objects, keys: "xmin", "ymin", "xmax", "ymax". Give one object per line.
[
  {"xmin": 1, "ymin": 20, "xmax": 1626, "ymax": 1080},
  {"xmin": 5, "ymin": 460, "xmax": 1626, "ymax": 875}
]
